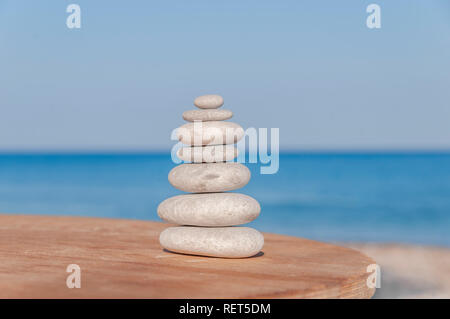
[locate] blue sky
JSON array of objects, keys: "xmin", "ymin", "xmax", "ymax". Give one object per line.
[{"xmin": 1, "ymin": 0, "xmax": 449, "ymax": 151}]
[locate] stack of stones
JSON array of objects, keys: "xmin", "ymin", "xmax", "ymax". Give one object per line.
[{"xmin": 158, "ymin": 94, "xmax": 264, "ymax": 258}]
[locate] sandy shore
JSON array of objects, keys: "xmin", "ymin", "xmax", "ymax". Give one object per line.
[{"xmin": 341, "ymin": 242, "xmax": 450, "ymax": 298}]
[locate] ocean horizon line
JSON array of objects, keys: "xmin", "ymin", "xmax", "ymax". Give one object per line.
[{"xmin": 0, "ymin": 149, "xmax": 450, "ymax": 156}]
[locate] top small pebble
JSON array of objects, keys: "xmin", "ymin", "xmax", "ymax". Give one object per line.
[{"xmin": 194, "ymin": 94, "xmax": 224, "ymax": 109}]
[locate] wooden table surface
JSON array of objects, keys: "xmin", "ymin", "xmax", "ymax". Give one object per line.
[{"xmin": 0, "ymin": 214, "xmax": 375, "ymax": 298}]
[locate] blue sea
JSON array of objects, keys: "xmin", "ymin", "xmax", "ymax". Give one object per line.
[{"xmin": 1, "ymin": 153, "xmax": 449, "ymax": 246}]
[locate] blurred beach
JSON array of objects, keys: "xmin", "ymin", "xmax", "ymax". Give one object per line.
[
  {"xmin": 343, "ymin": 243, "xmax": 450, "ymax": 299},
  {"xmin": 1, "ymin": 152, "xmax": 449, "ymax": 298}
]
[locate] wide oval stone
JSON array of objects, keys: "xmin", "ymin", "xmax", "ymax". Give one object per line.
[
  {"xmin": 159, "ymin": 226, "xmax": 264, "ymax": 258},
  {"xmin": 177, "ymin": 145, "xmax": 238, "ymax": 163},
  {"xmin": 194, "ymin": 94, "xmax": 224, "ymax": 109},
  {"xmin": 176, "ymin": 121, "xmax": 244, "ymax": 146},
  {"xmin": 158, "ymin": 193, "xmax": 260, "ymax": 226},
  {"xmin": 168, "ymin": 163, "xmax": 250, "ymax": 193},
  {"xmin": 182, "ymin": 109, "xmax": 232, "ymax": 122}
]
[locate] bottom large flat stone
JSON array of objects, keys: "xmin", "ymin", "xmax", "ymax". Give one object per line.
[{"xmin": 159, "ymin": 226, "xmax": 264, "ymax": 258}]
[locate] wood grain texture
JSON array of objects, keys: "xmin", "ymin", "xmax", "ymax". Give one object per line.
[{"xmin": 0, "ymin": 214, "xmax": 375, "ymax": 299}]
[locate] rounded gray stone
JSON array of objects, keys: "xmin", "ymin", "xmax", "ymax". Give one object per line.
[
  {"xmin": 176, "ymin": 121, "xmax": 244, "ymax": 146},
  {"xmin": 159, "ymin": 226, "xmax": 264, "ymax": 258},
  {"xmin": 182, "ymin": 109, "xmax": 233, "ymax": 122},
  {"xmin": 168, "ymin": 163, "xmax": 250, "ymax": 193},
  {"xmin": 176, "ymin": 145, "xmax": 238, "ymax": 163},
  {"xmin": 157, "ymin": 193, "xmax": 260, "ymax": 226},
  {"xmin": 194, "ymin": 94, "xmax": 224, "ymax": 109}
]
